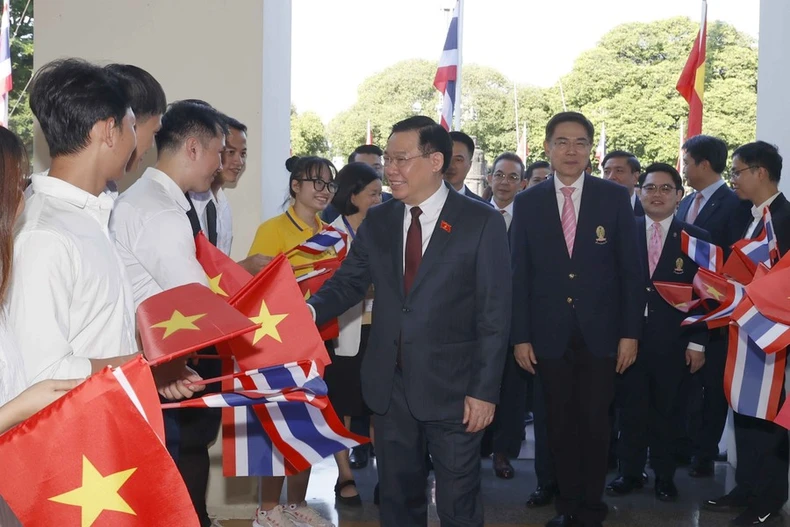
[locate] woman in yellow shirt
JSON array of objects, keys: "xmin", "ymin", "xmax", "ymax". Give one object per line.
[{"xmin": 248, "ymin": 156, "xmax": 339, "ymax": 527}]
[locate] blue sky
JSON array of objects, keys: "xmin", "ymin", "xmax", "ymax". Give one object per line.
[{"xmin": 292, "ymin": 0, "xmax": 760, "ymax": 122}]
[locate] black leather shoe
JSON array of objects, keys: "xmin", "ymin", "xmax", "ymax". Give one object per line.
[
  {"xmin": 702, "ymin": 492, "xmax": 750, "ymax": 513},
  {"xmin": 730, "ymin": 508, "xmax": 782, "ymax": 526},
  {"xmin": 605, "ymin": 475, "xmax": 643, "ymax": 496},
  {"xmin": 688, "ymin": 457, "xmax": 714, "ymax": 478},
  {"xmin": 655, "ymin": 479, "xmax": 678, "ymax": 502},
  {"xmin": 545, "ymin": 514, "xmax": 578, "ymax": 527},
  {"xmin": 493, "ymin": 453, "xmax": 515, "ymax": 479},
  {"xmin": 526, "ymin": 483, "xmax": 557, "ymax": 508},
  {"xmin": 334, "ymin": 479, "xmax": 362, "ymax": 507},
  {"xmin": 348, "ymin": 445, "xmax": 369, "ymax": 469}
]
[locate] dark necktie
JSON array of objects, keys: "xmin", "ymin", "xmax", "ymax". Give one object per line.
[
  {"xmin": 184, "ymin": 193, "xmax": 202, "ymax": 238},
  {"xmin": 206, "ymin": 200, "xmax": 218, "ymax": 246},
  {"xmin": 404, "ymin": 207, "xmax": 423, "ymax": 294}
]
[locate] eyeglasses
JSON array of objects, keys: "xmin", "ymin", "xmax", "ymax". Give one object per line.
[
  {"xmin": 641, "ymin": 184, "xmax": 679, "ymax": 195},
  {"xmin": 729, "ymin": 166, "xmax": 758, "ymax": 179},
  {"xmin": 552, "ymin": 139, "xmax": 591, "ymax": 151},
  {"xmin": 492, "ymin": 173, "xmax": 522, "ymax": 183},
  {"xmin": 382, "ymin": 152, "xmax": 434, "ymax": 168},
  {"xmin": 297, "ymin": 178, "xmax": 338, "ymax": 193}
]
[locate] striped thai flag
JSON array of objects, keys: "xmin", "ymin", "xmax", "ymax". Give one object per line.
[
  {"xmin": 724, "ymin": 322, "xmax": 786, "ymax": 421},
  {"xmin": 433, "ymin": 1, "xmax": 460, "ymax": 131},
  {"xmin": 734, "ymin": 297, "xmax": 790, "ymax": 356},
  {"xmin": 290, "ymin": 226, "xmax": 347, "ymax": 259},
  {"xmin": 681, "ymin": 229, "xmax": 723, "ymax": 273},
  {"xmin": 0, "ymin": 0, "xmax": 12, "ymax": 127},
  {"xmin": 739, "ymin": 207, "xmax": 779, "ymax": 267}
]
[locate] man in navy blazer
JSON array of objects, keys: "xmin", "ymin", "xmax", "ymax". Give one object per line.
[
  {"xmin": 676, "ymin": 135, "xmax": 752, "ymax": 478},
  {"xmin": 308, "ymin": 116, "xmax": 511, "ymax": 527},
  {"xmin": 606, "ymin": 163, "xmax": 710, "ymax": 502},
  {"xmin": 602, "ymin": 150, "xmax": 644, "ymax": 216},
  {"xmin": 511, "ymin": 112, "xmax": 644, "ymax": 527}
]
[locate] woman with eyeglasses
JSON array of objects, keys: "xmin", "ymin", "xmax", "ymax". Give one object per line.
[{"xmin": 247, "ymin": 155, "xmax": 338, "ymax": 527}]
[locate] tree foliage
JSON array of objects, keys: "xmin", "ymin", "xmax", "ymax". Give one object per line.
[
  {"xmin": 290, "ymin": 106, "xmax": 329, "ymax": 157},
  {"xmin": 8, "ymin": 0, "xmax": 34, "ymax": 159},
  {"xmin": 326, "ymin": 17, "xmax": 758, "ymax": 169}
]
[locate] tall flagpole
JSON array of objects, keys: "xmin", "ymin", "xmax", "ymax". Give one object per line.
[{"xmin": 453, "ymin": 0, "xmax": 464, "ymax": 131}]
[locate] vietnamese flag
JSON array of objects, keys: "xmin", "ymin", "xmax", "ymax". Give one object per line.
[
  {"xmin": 221, "ymin": 253, "xmax": 330, "ymax": 372},
  {"xmin": 722, "ymin": 243, "xmax": 757, "ymax": 285},
  {"xmin": 746, "ymin": 266, "xmax": 790, "ymax": 326},
  {"xmin": 298, "ymin": 258, "xmax": 342, "ymax": 341},
  {"xmin": 196, "ymin": 232, "xmax": 253, "ymax": 299},
  {"xmin": 0, "ymin": 357, "xmax": 198, "ymax": 527},
  {"xmin": 676, "ymin": 0, "xmax": 707, "ymax": 138},
  {"xmin": 137, "ymin": 283, "xmax": 259, "ymax": 366},
  {"xmin": 652, "ymin": 281, "xmax": 700, "ymax": 313}
]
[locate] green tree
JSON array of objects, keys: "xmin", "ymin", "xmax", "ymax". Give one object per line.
[
  {"xmin": 290, "ymin": 107, "xmax": 329, "ymax": 157},
  {"xmin": 8, "ymin": 0, "xmax": 34, "ymax": 159}
]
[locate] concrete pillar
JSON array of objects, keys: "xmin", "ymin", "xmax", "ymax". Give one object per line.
[{"xmin": 34, "ymin": 0, "xmax": 292, "ymax": 517}]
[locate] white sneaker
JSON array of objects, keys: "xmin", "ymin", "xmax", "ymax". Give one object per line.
[
  {"xmin": 253, "ymin": 505, "xmax": 297, "ymax": 527},
  {"xmin": 282, "ymin": 502, "xmax": 335, "ymax": 527}
]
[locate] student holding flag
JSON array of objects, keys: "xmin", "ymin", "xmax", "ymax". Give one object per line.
[{"xmin": 247, "ymin": 155, "xmax": 338, "ymax": 527}]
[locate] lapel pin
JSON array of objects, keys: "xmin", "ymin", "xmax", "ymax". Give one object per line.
[
  {"xmin": 674, "ymin": 258, "xmax": 684, "ymax": 274},
  {"xmin": 595, "ymin": 226, "xmax": 607, "ymax": 244},
  {"xmin": 440, "ymin": 221, "xmax": 452, "ymax": 233}
]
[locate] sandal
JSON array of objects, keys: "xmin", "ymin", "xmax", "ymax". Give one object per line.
[{"xmin": 334, "ymin": 479, "xmax": 362, "ymax": 507}]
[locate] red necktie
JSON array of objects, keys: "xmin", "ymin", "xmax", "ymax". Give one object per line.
[{"xmin": 404, "ymin": 207, "xmax": 423, "ymax": 294}]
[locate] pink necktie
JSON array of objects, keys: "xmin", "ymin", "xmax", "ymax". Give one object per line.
[
  {"xmin": 648, "ymin": 222, "xmax": 663, "ymax": 277},
  {"xmin": 687, "ymin": 192, "xmax": 704, "ymax": 224},
  {"xmin": 560, "ymin": 186, "xmax": 577, "ymax": 257}
]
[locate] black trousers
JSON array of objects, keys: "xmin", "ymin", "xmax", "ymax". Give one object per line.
[
  {"xmin": 532, "ymin": 371, "xmax": 556, "ymax": 486},
  {"xmin": 688, "ymin": 331, "xmax": 729, "ymax": 462},
  {"xmin": 537, "ymin": 329, "xmax": 616, "ymax": 525},
  {"xmin": 490, "ymin": 348, "xmax": 528, "ymax": 458},
  {"xmin": 617, "ymin": 345, "xmax": 687, "ymax": 481},
  {"xmin": 733, "ymin": 410, "xmax": 789, "ymax": 514},
  {"xmin": 374, "ymin": 372, "xmax": 484, "ymax": 527}
]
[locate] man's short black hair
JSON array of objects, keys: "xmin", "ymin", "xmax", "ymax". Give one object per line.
[
  {"xmin": 545, "ymin": 111, "xmax": 594, "ymax": 142},
  {"xmin": 331, "ymin": 162, "xmax": 382, "ymax": 216},
  {"xmin": 602, "ymin": 150, "xmax": 641, "ymax": 173},
  {"xmin": 449, "ymin": 131, "xmax": 475, "ymax": 158},
  {"xmin": 155, "ymin": 100, "xmax": 228, "ymax": 155},
  {"xmin": 683, "ymin": 135, "xmax": 728, "ymax": 174},
  {"xmin": 640, "ymin": 162, "xmax": 683, "ymax": 190},
  {"xmin": 226, "ymin": 116, "xmax": 247, "ymax": 134},
  {"xmin": 389, "ymin": 116, "xmax": 452, "ymax": 174},
  {"xmin": 347, "ymin": 144, "xmax": 383, "ymax": 165},
  {"xmin": 104, "ymin": 64, "xmax": 166, "ymax": 120},
  {"xmin": 525, "ymin": 160, "xmax": 551, "ymax": 181},
  {"xmin": 491, "ymin": 152, "xmax": 525, "ymax": 179},
  {"xmin": 733, "ymin": 141, "xmax": 783, "ymax": 183},
  {"xmin": 30, "ymin": 58, "xmax": 131, "ymax": 157}
]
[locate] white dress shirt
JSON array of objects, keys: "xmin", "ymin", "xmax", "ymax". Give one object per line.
[
  {"xmin": 553, "ymin": 172, "xmax": 585, "ymax": 218},
  {"xmin": 630, "ymin": 193, "xmax": 637, "ymax": 210},
  {"xmin": 403, "ymin": 183, "xmax": 450, "ymax": 269},
  {"xmin": 685, "ymin": 178, "xmax": 726, "ymax": 221},
  {"xmin": 9, "ymin": 175, "xmax": 137, "ymax": 383},
  {"xmin": 745, "ymin": 192, "xmax": 781, "ymax": 239},
  {"xmin": 111, "ymin": 167, "xmax": 209, "ymax": 308},
  {"xmin": 0, "ymin": 310, "xmax": 26, "ymax": 406},
  {"xmin": 490, "ymin": 198, "xmax": 514, "ymax": 230},
  {"xmin": 189, "ymin": 187, "xmax": 233, "ymax": 256},
  {"xmin": 330, "ymin": 216, "xmax": 365, "ymax": 357}
]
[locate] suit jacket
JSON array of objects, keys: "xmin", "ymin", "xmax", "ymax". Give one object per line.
[
  {"xmin": 633, "ymin": 195, "xmax": 645, "ymax": 216},
  {"xmin": 638, "ymin": 216, "xmax": 709, "ymax": 353},
  {"xmin": 745, "ymin": 192, "xmax": 790, "ymax": 255},
  {"xmin": 510, "ymin": 175, "xmax": 644, "ymax": 359},
  {"xmin": 463, "ymin": 185, "xmax": 490, "ymax": 205},
  {"xmin": 677, "ymin": 183, "xmax": 751, "ymax": 257},
  {"xmin": 308, "ymin": 184, "xmax": 512, "ymax": 421}
]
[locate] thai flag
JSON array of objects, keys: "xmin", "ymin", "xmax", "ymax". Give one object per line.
[
  {"xmin": 681, "ymin": 230, "xmax": 723, "ymax": 273},
  {"xmin": 291, "ymin": 226, "xmax": 347, "ymax": 259},
  {"xmin": 733, "ymin": 297, "xmax": 790, "ymax": 356},
  {"xmin": 724, "ymin": 323, "xmax": 786, "ymax": 421},
  {"xmin": 433, "ymin": 1, "xmax": 460, "ymax": 131}
]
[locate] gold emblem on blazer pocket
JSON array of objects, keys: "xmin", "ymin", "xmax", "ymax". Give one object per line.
[
  {"xmin": 674, "ymin": 257, "xmax": 684, "ymax": 275},
  {"xmin": 595, "ymin": 226, "xmax": 607, "ymax": 244}
]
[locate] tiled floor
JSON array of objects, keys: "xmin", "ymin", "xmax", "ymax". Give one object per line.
[{"xmin": 220, "ymin": 455, "xmax": 790, "ymax": 526}]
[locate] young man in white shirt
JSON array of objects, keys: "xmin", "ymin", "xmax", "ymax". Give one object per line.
[{"xmin": 111, "ymin": 100, "xmax": 227, "ymax": 527}]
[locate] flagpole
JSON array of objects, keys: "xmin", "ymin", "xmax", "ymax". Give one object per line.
[{"xmin": 453, "ymin": 0, "xmax": 464, "ymax": 131}]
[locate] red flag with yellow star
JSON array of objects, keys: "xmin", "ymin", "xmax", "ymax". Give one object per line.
[
  {"xmin": 0, "ymin": 357, "xmax": 198, "ymax": 527},
  {"xmin": 298, "ymin": 258, "xmax": 342, "ymax": 341},
  {"xmin": 195, "ymin": 232, "xmax": 253, "ymax": 299},
  {"xmin": 676, "ymin": 0, "xmax": 707, "ymax": 138},
  {"xmin": 137, "ymin": 283, "xmax": 259, "ymax": 366},
  {"xmin": 220, "ymin": 253, "xmax": 330, "ymax": 372}
]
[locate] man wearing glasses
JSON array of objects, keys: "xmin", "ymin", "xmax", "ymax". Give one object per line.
[
  {"xmin": 606, "ymin": 163, "xmax": 710, "ymax": 504},
  {"xmin": 510, "ymin": 112, "xmax": 643, "ymax": 527},
  {"xmin": 602, "ymin": 150, "xmax": 644, "ymax": 216}
]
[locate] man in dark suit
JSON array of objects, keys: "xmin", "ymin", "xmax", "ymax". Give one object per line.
[
  {"xmin": 322, "ymin": 144, "xmax": 393, "ymax": 224},
  {"xmin": 602, "ymin": 150, "xmax": 644, "ymax": 216},
  {"xmin": 703, "ymin": 141, "xmax": 790, "ymax": 527},
  {"xmin": 308, "ymin": 116, "xmax": 512, "ymax": 527},
  {"xmin": 676, "ymin": 135, "xmax": 751, "ymax": 478},
  {"xmin": 511, "ymin": 112, "xmax": 644, "ymax": 527},
  {"xmin": 445, "ymin": 130, "xmax": 490, "ymax": 203},
  {"xmin": 605, "ymin": 163, "xmax": 710, "ymax": 502}
]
